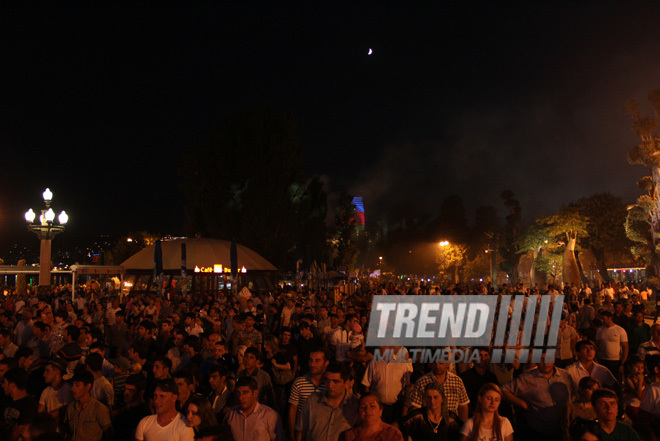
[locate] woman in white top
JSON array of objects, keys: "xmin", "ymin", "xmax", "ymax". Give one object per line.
[{"xmin": 459, "ymin": 383, "xmax": 513, "ymax": 441}]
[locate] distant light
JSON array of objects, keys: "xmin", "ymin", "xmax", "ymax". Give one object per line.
[
  {"xmin": 439, "ymin": 241, "xmax": 449, "ymax": 247},
  {"xmin": 42, "ymin": 188, "xmax": 53, "ymax": 202},
  {"xmin": 368, "ymin": 48, "xmax": 373, "ymax": 55},
  {"xmin": 127, "ymin": 238, "xmax": 133, "ymax": 242},
  {"xmin": 58, "ymin": 211, "xmax": 68, "ymax": 225}
]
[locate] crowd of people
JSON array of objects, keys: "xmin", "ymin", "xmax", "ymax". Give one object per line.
[{"xmin": 0, "ymin": 279, "xmax": 657, "ymax": 441}]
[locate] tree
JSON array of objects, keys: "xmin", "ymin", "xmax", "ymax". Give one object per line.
[
  {"xmin": 572, "ymin": 193, "xmax": 632, "ymax": 283},
  {"xmin": 626, "ymin": 91, "xmax": 660, "ymax": 248},
  {"xmin": 626, "ymin": 185, "xmax": 660, "ymax": 289},
  {"xmin": 498, "ymin": 190, "xmax": 522, "ymax": 283},
  {"xmin": 515, "ymin": 223, "xmax": 549, "ymax": 286},
  {"xmin": 436, "ymin": 242, "xmax": 467, "ymax": 284},
  {"xmin": 181, "ymin": 104, "xmax": 324, "ymax": 270},
  {"xmin": 463, "ymin": 250, "xmax": 491, "ymax": 284},
  {"xmin": 538, "ymin": 207, "xmax": 588, "ymax": 287}
]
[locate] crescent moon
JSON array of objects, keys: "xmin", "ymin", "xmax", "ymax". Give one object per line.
[{"xmin": 368, "ymin": 48, "xmax": 373, "ymax": 55}]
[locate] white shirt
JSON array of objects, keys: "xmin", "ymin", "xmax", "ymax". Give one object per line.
[
  {"xmin": 361, "ymin": 352, "xmax": 413, "ymax": 404},
  {"xmin": 565, "ymin": 361, "xmax": 618, "ymax": 391},
  {"xmin": 135, "ymin": 413, "xmax": 194, "ymax": 441},
  {"xmin": 596, "ymin": 324, "xmax": 628, "ymax": 360},
  {"xmin": 460, "ymin": 416, "xmax": 514, "ymax": 441}
]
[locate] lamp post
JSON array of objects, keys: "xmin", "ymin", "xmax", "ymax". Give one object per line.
[
  {"xmin": 485, "ymin": 248, "xmax": 498, "ymax": 291},
  {"xmin": 24, "ymin": 188, "xmax": 68, "ymax": 292}
]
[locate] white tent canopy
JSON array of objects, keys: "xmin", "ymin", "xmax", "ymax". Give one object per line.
[{"xmin": 120, "ymin": 238, "xmax": 277, "ymax": 271}]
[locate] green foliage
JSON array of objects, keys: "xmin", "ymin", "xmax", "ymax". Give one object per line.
[
  {"xmin": 463, "ymin": 251, "xmax": 490, "ymax": 282},
  {"xmin": 537, "ymin": 207, "xmax": 588, "ymax": 243},
  {"xmin": 436, "ymin": 242, "xmax": 467, "ymax": 278},
  {"xmin": 515, "ymin": 223, "xmax": 548, "ymax": 254}
]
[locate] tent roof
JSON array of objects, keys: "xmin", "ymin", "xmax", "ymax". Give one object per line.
[{"xmin": 120, "ymin": 238, "xmax": 277, "ymax": 271}]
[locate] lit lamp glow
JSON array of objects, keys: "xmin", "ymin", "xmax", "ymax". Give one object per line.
[{"xmin": 24, "ymin": 188, "xmax": 69, "ymax": 290}]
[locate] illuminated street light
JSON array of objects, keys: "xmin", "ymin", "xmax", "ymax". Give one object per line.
[
  {"xmin": 439, "ymin": 241, "xmax": 449, "ymax": 247},
  {"xmin": 24, "ymin": 188, "xmax": 69, "ymax": 292}
]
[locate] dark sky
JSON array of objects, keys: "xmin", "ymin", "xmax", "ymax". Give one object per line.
[{"xmin": 1, "ymin": 2, "xmax": 659, "ymax": 248}]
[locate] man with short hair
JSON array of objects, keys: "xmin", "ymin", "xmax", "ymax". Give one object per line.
[
  {"xmin": 2, "ymin": 368, "xmax": 37, "ymax": 441},
  {"xmin": 236, "ymin": 314, "xmax": 263, "ymax": 352},
  {"xmin": 86, "ymin": 353, "xmax": 114, "ymax": 409},
  {"xmin": 237, "ymin": 347, "xmax": 274, "ymax": 406},
  {"xmin": 597, "ymin": 310, "xmax": 629, "ymax": 380},
  {"xmin": 566, "ymin": 339, "xmax": 619, "ymax": 392},
  {"xmin": 113, "ymin": 374, "xmax": 151, "ymax": 441},
  {"xmin": 64, "ymin": 370, "xmax": 113, "ymax": 441},
  {"xmin": 135, "ymin": 378, "xmax": 194, "ymax": 441},
  {"xmin": 0, "ymin": 329, "xmax": 18, "ymax": 359},
  {"xmin": 638, "ymin": 323, "xmax": 660, "ymax": 362},
  {"xmin": 288, "ymin": 348, "xmax": 329, "ymax": 439},
  {"xmin": 592, "ymin": 388, "xmax": 640, "ymax": 441},
  {"xmin": 226, "ymin": 377, "xmax": 283, "ymax": 441},
  {"xmin": 296, "ymin": 362, "xmax": 359, "ymax": 441},
  {"xmin": 173, "ymin": 371, "xmax": 196, "ymax": 412},
  {"xmin": 208, "ymin": 365, "xmax": 232, "ymax": 416},
  {"xmin": 39, "ymin": 358, "xmax": 73, "ymax": 420},
  {"xmin": 501, "ymin": 358, "xmax": 572, "ymax": 441}
]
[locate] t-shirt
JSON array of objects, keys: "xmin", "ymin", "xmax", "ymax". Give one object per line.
[
  {"xmin": 596, "ymin": 325, "xmax": 628, "ymax": 360},
  {"xmin": 459, "ymin": 416, "xmax": 514, "ymax": 441},
  {"xmin": 601, "ymin": 422, "xmax": 641, "ymax": 441},
  {"xmin": 39, "ymin": 384, "xmax": 73, "ymax": 413},
  {"xmin": 4, "ymin": 396, "xmax": 38, "ymax": 431},
  {"xmin": 135, "ymin": 413, "xmax": 194, "ymax": 441}
]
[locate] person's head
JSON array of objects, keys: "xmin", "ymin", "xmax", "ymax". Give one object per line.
[
  {"xmin": 0, "ymin": 358, "xmax": 17, "ymax": 382},
  {"xmin": 71, "ymin": 371, "xmax": 94, "ymax": 401},
  {"xmin": 651, "ymin": 324, "xmax": 660, "ymax": 342},
  {"xmin": 430, "ymin": 362, "xmax": 450, "ymax": 376},
  {"xmin": 575, "ymin": 340, "xmax": 597, "ymax": 362},
  {"xmin": 577, "ymin": 376, "xmax": 600, "ymax": 402},
  {"xmin": 599, "ymin": 310, "xmax": 613, "ymax": 326},
  {"xmin": 358, "ymin": 394, "xmax": 383, "ymax": 425},
  {"xmin": 185, "ymin": 395, "xmax": 217, "ymax": 430},
  {"xmin": 424, "ymin": 383, "xmax": 448, "ymax": 417},
  {"xmin": 280, "ymin": 328, "xmax": 292, "ymax": 344},
  {"xmin": 124, "ymin": 374, "xmax": 147, "ymax": 406},
  {"xmin": 153, "ymin": 379, "xmax": 179, "ymax": 415},
  {"xmin": 183, "ymin": 335, "xmax": 202, "ymax": 356},
  {"xmin": 475, "ymin": 383, "xmax": 503, "ymax": 414},
  {"xmin": 15, "ymin": 347, "xmax": 34, "ymax": 370},
  {"xmin": 324, "ymin": 362, "xmax": 350, "ymax": 399},
  {"xmin": 591, "ymin": 388, "xmax": 619, "ymax": 423},
  {"xmin": 44, "ymin": 359, "xmax": 67, "ymax": 385},
  {"xmin": 624, "ymin": 355, "xmax": 645, "ymax": 377},
  {"xmin": 570, "ymin": 419, "xmax": 603, "ymax": 441},
  {"xmin": 243, "ymin": 347, "xmax": 260, "ymax": 370},
  {"xmin": 174, "ymin": 371, "xmax": 195, "ymax": 400},
  {"xmin": 309, "ymin": 348, "xmax": 330, "ymax": 376},
  {"xmin": 537, "ymin": 355, "xmax": 555, "ymax": 375},
  {"xmin": 208, "ymin": 365, "xmax": 229, "ymax": 392},
  {"xmin": 152, "ymin": 357, "xmax": 172, "ymax": 380},
  {"xmin": 235, "ymin": 377, "xmax": 259, "ymax": 411},
  {"xmin": 263, "ymin": 335, "xmax": 279, "ymax": 355},
  {"xmin": 21, "ymin": 412, "xmax": 58, "ymax": 441},
  {"xmin": 3, "ymin": 368, "xmax": 28, "ymax": 396},
  {"xmin": 244, "ymin": 314, "xmax": 255, "ymax": 330},
  {"xmin": 85, "ymin": 353, "xmax": 103, "ymax": 374}
]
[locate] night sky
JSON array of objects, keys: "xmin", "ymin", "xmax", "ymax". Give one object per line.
[{"xmin": 1, "ymin": 2, "xmax": 660, "ymax": 252}]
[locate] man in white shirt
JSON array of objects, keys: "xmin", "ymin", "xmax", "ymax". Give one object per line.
[
  {"xmin": 135, "ymin": 379, "xmax": 194, "ymax": 441},
  {"xmin": 596, "ymin": 310, "xmax": 628, "ymax": 381},
  {"xmin": 566, "ymin": 340, "xmax": 619, "ymax": 393},
  {"xmin": 362, "ymin": 346, "xmax": 412, "ymax": 422}
]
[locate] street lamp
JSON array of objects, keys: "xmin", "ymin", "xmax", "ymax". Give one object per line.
[
  {"xmin": 485, "ymin": 247, "xmax": 498, "ymax": 291},
  {"xmin": 24, "ymin": 188, "xmax": 69, "ymax": 292}
]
